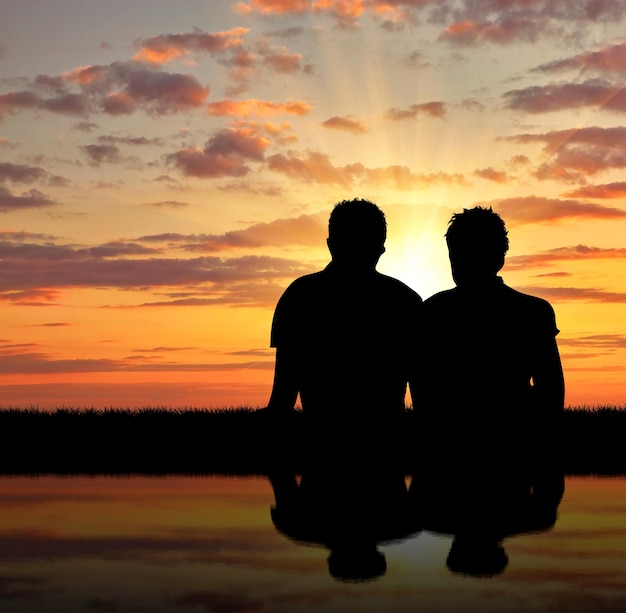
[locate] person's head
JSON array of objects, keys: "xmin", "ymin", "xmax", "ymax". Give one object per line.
[
  {"xmin": 327, "ymin": 544, "xmax": 387, "ymax": 582},
  {"xmin": 445, "ymin": 206, "xmax": 509, "ymax": 286},
  {"xmin": 446, "ymin": 535, "xmax": 509, "ymax": 578},
  {"xmin": 327, "ymin": 199, "xmax": 387, "ymax": 272}
]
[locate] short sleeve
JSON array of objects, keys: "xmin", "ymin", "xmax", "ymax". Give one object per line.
[{"xmin": 270, "ymin": 283, "xmax": 298, "ymax": 348}]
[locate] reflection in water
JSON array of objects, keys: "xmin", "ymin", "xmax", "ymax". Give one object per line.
[
  {"xmin": 411, "ymin": 464, "xmax": 564, "ymax": 578},
  {"xmin": 269, "ymin": 455, "xmax": 421, "ymax": 581},
  {"xmin": 0, "ymin": 475, "xmax": 623, "ymax": 612}
]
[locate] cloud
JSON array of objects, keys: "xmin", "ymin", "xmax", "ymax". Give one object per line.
[
  {"xmin": 139, "ymin": 213, "xmax": 326, "ymax": 252},
  {"xmin": 265, "ymin": 26, "xmax": 306, "ymax": 39},
  {"xmin": 96, "ymin": 134, "xmax": 165, "ymax": 146},
  {"xmin": 321, "ymin": 115, "xmax": 368, "ymax": 134},
  {"xmin": 206, "ymin": 98, "xmax": 311, "ymax": 117},
  {"xmin": 486, "ymin": 195, "xmax": 626, "ymax": 224},
  {"xmin": 0, "ymin": 345, "xmax": 274, "ymax": 373},
  {"xmin": 0, "ymin": 187, "xmax": 56, "ymax": 212},
  {"xmin": 80, "ymin": 242, "xmax": 159, "ymax": 258},
  {"xmin": 384, "ymin": 101, "xmax": 446, "ymax": 120},
  {"xmin": 167, "ymin": 125, "xmax": 270, "ymax": 178},
  {"xmin": 234, "ymin": 0, "xmax": 626, "ymax": 32},
  {"xmin": 474, "ymin": 167, "xmax": 509, "ymax": 183},
  {"xmin": 506, "ymin": 245, "xmax": 626, "ymax": 269},
  {"xmin": 235, "ymin": 0, "xmax": 366, "ymax": 26},
  {"xmin": 436, "ymin": 1, "xmax": 626, "ymax": 45},
  {"xmin": 267, "ymin": 150, "xmax": 468, "ymax": 189},
  {"xmin": 81, "ymin": 144, "xmax": 124, "ymax": 166},
  {"xmin": 0, "ymin": 90, "xmax": 90, "ymax": 120},
  {"xmin": 260, "ymin": 46, "xmax": 304, "ymax": 74},
  {"xmin": 0, "ymin": 230, "xmax": 57, "ymax": 242},
  {"xmin": 505, "ymin": 126, "xmax": 626, "ymax": 180},
  {"xmin": 502, "ymin": 79, "xmax": 626, "ymax": 114},
  {"xmin": 558, "ymin": 334, "xmax": 626, "ymax": 349},
  {"xmin": 517, "ymin": 285, "xmax": 626, "ymax": 303},
  {"xmin": 73, "ymin": 121, "xmax": 99, "ymax": 132},
  {"xmin": 0, "ymin": 162, "xmax": 48, "ymax": 184},
  {"xmin": 533, "ymin": 42, "xmax": 626, "ymax": 75},
  {"xmin": 534, "ymin": 271, "xmax": 571, "ymax": 278},
  {"xmin": 561, "ymin": 182, "xmax": 626, "ymax": 198},
  {"xmin": 0, "ymin": 61, "xmax": 209, "ymax": 121},
  {"xmin": 143, "ymin": 200, "xmax": 190, "ymax": 209},
  {"xmin": 439, "ymin": 17, "xmax": 540, "ymax": 46},
  {"xmin": 133, "ymin": 28, "xmax": 249, "ymax": 64},
  {"xmin": 0, "ymin": 237, "xmax": 314, "ymax": 306}
]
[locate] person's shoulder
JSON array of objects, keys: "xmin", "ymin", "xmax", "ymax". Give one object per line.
[
  {"xmin": 281, "ymin": 270, "xmax": 327, "ymax": 294},
  {"xmin": 375, "ymin": 272, "xmax": 423, "ymax": 303},
  {"xmin": 502, "ymin": 284, "xmax": 555, "ymax": 315},
  {"xmin": 423, "ymin": 287, "xmax": 458, "ymax": 308}
]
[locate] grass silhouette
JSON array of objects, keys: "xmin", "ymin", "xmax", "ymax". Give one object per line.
[{"xmin": 0, "ymin": 405, "xmax": 623, "ymax": 475}]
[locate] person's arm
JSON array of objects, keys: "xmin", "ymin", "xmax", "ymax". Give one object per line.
[
  {"xmin": 532, "ymin": 303, "xmax": 565, "ymax": 419},
  {"xmin": 532, "ymin": 334, "xmax": 565, "ymax": 418},
  {"xmin": 530, "ymin": 305, "xmax": 565, "ymax": 466},
  {"xmin": 266, "ymin": 346, "xmax": 299, "ymax": 413}
]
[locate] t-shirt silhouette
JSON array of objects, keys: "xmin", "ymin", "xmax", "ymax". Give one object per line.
[
  {"xmin": 419, "ymin": 276, "xmax": 561, "ymax": 451},
  {"xmin": 271, "ymin": 261, "xmax": 422, "ymax": 424}
]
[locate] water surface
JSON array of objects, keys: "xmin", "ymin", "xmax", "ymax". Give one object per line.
[{"xmin": 0, "ymin": 475, "xmax": 624, "ymax": 612}]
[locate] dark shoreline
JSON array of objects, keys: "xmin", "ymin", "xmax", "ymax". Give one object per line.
[{"xmin": 0, "ymin": 407, "xmax": 624, "ymax": 476}]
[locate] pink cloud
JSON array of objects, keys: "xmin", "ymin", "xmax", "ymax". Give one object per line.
[
  {"xmin": 561, "ymin": 182, "xmax": 626, "ymax": 198},
  {"xmin": 261, "ymin": 48, "xmax": 303, "ymax": 74},
  {"xmin": 321, "ymin": 115, "xmax": 368, "ymax": 134},
  {"xmin": 234, "ymin": 0, "xmax": 310, "ymax": 15},
  {"xmin": 474, "ymin": 167, "xmax": 509, "ymax": 183},
  {"xmin": 133, "ymin": 28, "xmax": 249, "ymax": 64},
  {"xmin": 206, "ymin": 98, "xmax": 311, "ymax": 117},
  {"xmin": 384, "ymin": 101, "xmax": 446, "ymax": 120},
  {"xmin": 236, "ymin": 0, "xmax": 626, "ymax": 37},
  {"xmin": 0, "ymin": 236, "xmax": 314, "ymax": 306},
  {"xmin": 506, "ymin": 126, "xmax": 626, "ymax": 180},
  {"xmin": 142, "ymin": 213, "xmax": 327, "ymax": 251},
  {"xmin": 0, "ymin": 162, "xmax": 47, "ymax": 184},
  {"xmin": 0, "ymin": 187, "xmax": 56, "ymax": 212},
  {"xmin": 439, "ymin": 17, "xmax": 539, "ymax": 46},
  {"xmin": 517, "ymin": 285, "xmax": 626, "ymax": 303},
  {"xmin": 167, "ymin": 126, "xmax": 270, "ymax": 178},
  {"xmin": 267, "ymin": 150, "xmax": 468, "ymax": 189},
  {"xmin": 502, "ymin": 79, "xmax": 626, "ymax": 114},
  {"xmin": 81, "ymin": 144, "xmax": 124, "ymax": 166},
  {"xmin": 506, "ymin": 245, "xmax": 626, "ymax": 269},
  {"xmin": 484, "ymin": 195, "xmax": 626, "ymax": 224},
  {"xmin": 557, "ymin": 334, "xmax": 626, "ymax": 349},
  {"xmin": 0, "ymin": 61, "xmax": 209, "ymax": 121},
  {"xmin": 143, "ymin": 200, "xmax": 190, "ymax": 209},
  {"xmin": 533, "ymin": 42, "xmax": 626, "ymax": 75}
]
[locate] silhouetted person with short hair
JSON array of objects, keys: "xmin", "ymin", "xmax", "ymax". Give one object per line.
[
  {"xmin": 414, "ymin": 206, "xmax": 564, "ymax": 472},
  {"xmin": 265, "ymin": 198, "xmax": 422, "ymax": 444}
]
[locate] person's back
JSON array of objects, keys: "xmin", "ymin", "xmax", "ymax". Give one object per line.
[
  {"xmin": 416, "ymin": 207, "xmax": 564, "ymax": 467},
  {"xmin": 272, "ymin": 266, "xmax": 418, "ymax": 424},
  {"xmin": 266, "ymin": 199, "xmax": 422, "ymax": 434}
]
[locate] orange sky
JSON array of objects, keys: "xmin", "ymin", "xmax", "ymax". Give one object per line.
[{"xmin": 0, "ymin": 1, "xmax": 625, "ymax": 408}]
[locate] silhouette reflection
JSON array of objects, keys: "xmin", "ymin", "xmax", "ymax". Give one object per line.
[
  {"xmin": 269, "ymin": 445, "xmax": 421, "ymax": 582},
  {"xmin": 410, "ymin": 461, "xmax": 564, "ymax": 577}
]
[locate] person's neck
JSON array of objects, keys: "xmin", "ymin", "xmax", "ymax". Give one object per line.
[
  {"xmin": 328, "ymin": 260, "xmax": 377, "ymax": 276},
  {"xmin": 455, "ymin": 274, "xmax": 502, "ymax": 288}
]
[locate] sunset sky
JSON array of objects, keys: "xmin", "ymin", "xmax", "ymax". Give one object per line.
[{"xmin": 1, "ymin": 0, "xmax": 625, "ymax": 409}]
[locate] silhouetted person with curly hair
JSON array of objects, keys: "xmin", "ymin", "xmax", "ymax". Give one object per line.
[
  {"xmin": 414, "ymin": 206, "xmax": 564, "ymax": 474},
  {"xmin": 264, "ymin": 198, "xmax": 422, "ymax": 446}
]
